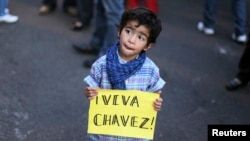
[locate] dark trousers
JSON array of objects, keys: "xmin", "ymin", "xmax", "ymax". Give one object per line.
[
  {"xmin": 76, "ymin": 0, "xmax": 93, "ymax": 25},
  {"xmin": 236, "ymin": 37, "xmax": 250, "ymax": 83},
  {"xmin": 42, "ymin": 0, "xmax": 76, "ymax": 9}
]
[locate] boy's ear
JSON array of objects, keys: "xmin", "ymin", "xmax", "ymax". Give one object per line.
[
  {"xmin": 117, "ymin": 27, "xmax": 121, "ymax": 37},
  {"xmin": 143, "ymin": 43, "xmax": 153, "ymax": 51}
]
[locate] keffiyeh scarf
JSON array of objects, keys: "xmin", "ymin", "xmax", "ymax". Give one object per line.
[{"xmin": 106, "ymin": 42, "xmax": 146, "ymax": 90}]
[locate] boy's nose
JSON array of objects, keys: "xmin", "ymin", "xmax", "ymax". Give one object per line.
[{"xmin": 128, "ymin": 35, "xmax": 136, "ymax": 43}]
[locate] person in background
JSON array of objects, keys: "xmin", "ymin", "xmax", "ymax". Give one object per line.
[
  {"xmin": 0, "ymin": 0, "xmax": 18, "ymax": 23},
  {"xmin": 225, "ymin": 33, "xmax": 250, "ymax": 91},
  {"xmin": 197, "ymin": 0, "xmax": 247, "ymax": 44},
  {"xmin": 39, "ymin": 0, "xmax": 77, "ymax": 16},
  {"xmin": 83, "ymin": 7, "xmax": 165, "ymax": 140},
  {"xmin": 71, "ymin": 0, "xmax": 94, "ymax": 31},
  {"xmin": 126, "ymin": 0, "xmax": 159, "ymax": 14},
  {"xmin": 72, "ymin": 0, "xmax": 124, "ymax": 68}
]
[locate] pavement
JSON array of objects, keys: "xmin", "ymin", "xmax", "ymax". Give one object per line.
[{"xmin": 0, "ymin": 0, "xmax": 250, "ymax": 141}]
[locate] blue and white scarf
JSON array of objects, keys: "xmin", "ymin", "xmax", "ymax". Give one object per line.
[{"xmin": 106, "ymin": 42, "xmax": 146, "ymax": 90}]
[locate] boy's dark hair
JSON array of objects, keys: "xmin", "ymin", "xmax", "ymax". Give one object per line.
[{"xmin": 118, "ymin": 7, "xmax": 162, "ymax": 45}]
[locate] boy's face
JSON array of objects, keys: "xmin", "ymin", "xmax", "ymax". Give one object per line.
[{"xmin": 118, "ymin": 20, "xmax": 152, "ymax": 61}]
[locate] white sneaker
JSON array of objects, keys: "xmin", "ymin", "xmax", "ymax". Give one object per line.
[
  {"xmin": 232, "ymin": 33, "xmax": 248, "ymax": 43},
  {"xmin": 197, "ymin": 21, "xmax": 215, "ymax": 35},
  {"xmin": 0, "ymin": 14, "xmax": 19, "ymax": 23}
]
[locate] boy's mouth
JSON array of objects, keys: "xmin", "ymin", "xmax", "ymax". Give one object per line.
[{"xmin": 123, "ymin": 44, "xmax": 134, "ymax": 51}]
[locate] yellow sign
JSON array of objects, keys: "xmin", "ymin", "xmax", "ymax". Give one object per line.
[{"xmin": 87, "ymin": 89, "xmax": 159, "ymax": 140}]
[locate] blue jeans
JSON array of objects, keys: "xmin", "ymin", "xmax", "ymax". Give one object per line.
[
  {"xmin": 202, "ymin": 0, "xmax": 247, "ymax": 36},
  {"xmin": 0, "ymin": 0, "xmax": 8, "ymax": 16},
  {"xmin": 76, "ymin": 0, "xmax": 94, "ymax": 25},
  {"xmin": 89, "ymin": 0, "xmax": 124, "ymax": 57}
]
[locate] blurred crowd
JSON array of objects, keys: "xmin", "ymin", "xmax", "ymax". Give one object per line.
[{"xmin": 1, "ymin": 0, "xmax": 249, "ymax": 91}]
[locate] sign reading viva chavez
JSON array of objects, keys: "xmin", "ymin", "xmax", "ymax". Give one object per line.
[{"xmin": 87, "ymin": 89, "xmax": 160, "ymax": 139}]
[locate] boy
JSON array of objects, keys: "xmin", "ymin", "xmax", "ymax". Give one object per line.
[{"xmin": 84, "ymin": 7, "xmax": 165, "ymax": 140}]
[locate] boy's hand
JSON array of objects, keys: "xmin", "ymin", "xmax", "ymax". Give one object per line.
[
  {"xmin": 84, "ymin": 87, "xmax": 99, "ymax": 100},
  {"xmin": 154, "ymin": 97, "xmax": 163, "ymax": 111},
  {"xmin": 154, "ymin": 90, "xmax": 163, "ymax": 111}
]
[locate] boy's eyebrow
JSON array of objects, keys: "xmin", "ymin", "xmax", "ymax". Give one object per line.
[
  {"xmin": 125, "ymin": 25, "xmax": 149, "ymax": 38},
  {"xmin": 138, "ymin": 31, "xmax": 149, "ymax": 38}
]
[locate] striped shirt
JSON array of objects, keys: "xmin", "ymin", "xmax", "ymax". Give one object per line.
[{"xmin": 84, "ymin": 54, "xmax": 166, "ymax": 141}]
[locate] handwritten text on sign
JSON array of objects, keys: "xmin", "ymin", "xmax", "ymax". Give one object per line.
[{"xmin": 87, "ymin": 89, "xmax": 159, "ymax": 139}]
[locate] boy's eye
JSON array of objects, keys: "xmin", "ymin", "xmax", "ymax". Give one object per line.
[
  {"xmin": 138, "ymin": 35, "xmax": 146, "ymax": 41},
  {"xmin": 126, "ymin": 29, "xmax": 132, "ymax": 34}
]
